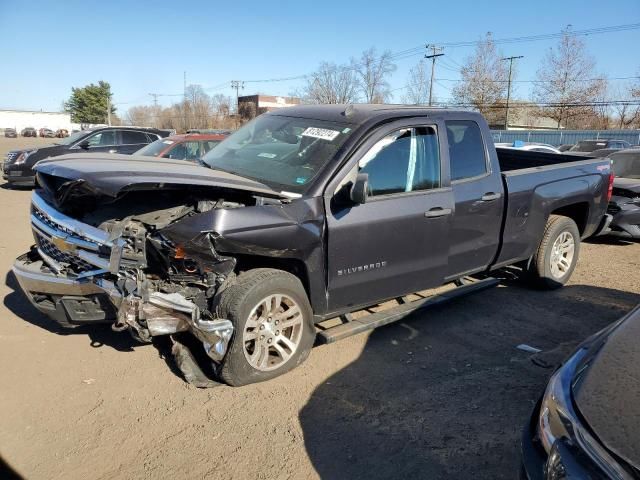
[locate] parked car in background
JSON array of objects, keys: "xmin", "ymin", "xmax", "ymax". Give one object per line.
[
  {"xmin": 496, "ymin": 141, "xmax": 561, "ymax": 154},
  {"xmin": 569, "ymin": 139, "xmax": 632, "ymax": 154},
  {"xmin": 186, "ymin": 128, "xmax": 233, "ymax": 135},
  {"xmin": 135, "ymin": 132, "xmax": 229, "ymax": 162},
  {"xmin": 557, "ymin": 144, "xmax": 574, "ymax": 152},
  {"xmin": 599, "ymin": 149, "xmax": 640, "ymax": 239},
  {"xmin": 55, "ymin": 129, "xmax": 69, "ymax": 138},
  {"xmin": 4, "ymin": 128, "xmax": 17, "ymax": 138},
  {"xmin": 21, "ymin": 127, "xmax": 37, "ymax": 137},
  {"xmin": 40, "ymin": 128, "xmax": 56, "ymax": 138},
  {"xmin": 521, "ymin": 304, "xmax": 640, "ymax": 479},
  {"xmin": 2, "ymin": 126, "xmax": 171, "ymax": 187}
]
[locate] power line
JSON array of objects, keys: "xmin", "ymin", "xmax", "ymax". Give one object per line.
[
  {"xmin": 435, "ymin": 75, "xmax": 640, "ymax": 84},
  {"xmin": 120, "ymin": 22, "xmax": 640, "ymax": 107},
  {"xmin": 231, "ymin": 22, "xmax": 640, "ymax": 85}
]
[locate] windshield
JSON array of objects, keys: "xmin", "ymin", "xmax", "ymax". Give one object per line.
[
  {"xmin": 570, "ymin": 140, "xmax": 608, "ymax": 152},
  {"xmin": 54, "ymin": 129, "xmax": 91, "ymax": 146},
  {"xmin": 611, "ymin": 152, "xmax": 640, "ymax": 178},
  {"xmin": 201, "ymin": 115, "xmax": 353, "ymax": 193},
  {"xmin": 136, "ymin": 138, "xmax": 174, "ymax": 157}
]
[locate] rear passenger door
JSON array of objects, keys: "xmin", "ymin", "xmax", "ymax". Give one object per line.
[{"xmin": 445, "ymin": 120, "xmax": 504, "ymax": 280}]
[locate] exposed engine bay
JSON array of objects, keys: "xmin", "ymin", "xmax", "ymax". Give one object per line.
[{"xmin": 17, "ymin": 176, "xmax": 288, "ymax": 385}]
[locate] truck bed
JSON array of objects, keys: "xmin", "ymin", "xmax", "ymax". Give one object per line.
[
  {"xmin": 496, "ymin": 148, "xmax": 594, "ymax": 172},
  {"xmin": 493, "ymin": 149, "xmax": 611, "ymax": 269}
]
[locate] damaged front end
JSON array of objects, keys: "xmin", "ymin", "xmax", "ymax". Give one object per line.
[{"xmin": 12, "ymin": 185, "xmax": 262, "ymax": 373}]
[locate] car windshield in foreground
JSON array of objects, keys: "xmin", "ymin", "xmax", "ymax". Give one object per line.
[
  {"xmin": 201, "ymin": 115, "xmax": 353, "ymax": 193},
  {"xmin": 570, "ymin": 140, "xmax": 608, "ymax": 152},
  {"xmin": 136, "ymin": 138, "xmax": 175, "ymax": 157},
  {"xmin": 54, "ymin": 130, "xmax": 90, "ymax": 145}
]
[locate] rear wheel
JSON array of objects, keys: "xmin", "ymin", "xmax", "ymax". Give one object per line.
[
  {"xmin": 525, "ymin": 215, "xmax": 580, "ymax": 289},
  {"xmin": 217, "ymin": 268, "xmax": 315, "ymax": 386}
]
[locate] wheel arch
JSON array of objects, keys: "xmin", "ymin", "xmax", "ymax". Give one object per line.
[
  {"xmin": 233, "ymin": 254, "xmax": 313, "ymax": 307},
  {"xmin": 550, "ymin": 202, "xmax": 590, "ymax": 236}
]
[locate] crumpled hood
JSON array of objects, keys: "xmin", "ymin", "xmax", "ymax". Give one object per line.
[
  {"xmin": 34, "ymin": 153, "xmax": 287, "ymax": 199},
  {"xmin": 573, "ymin": 306, "xmax": 640, "ymax": 470}
]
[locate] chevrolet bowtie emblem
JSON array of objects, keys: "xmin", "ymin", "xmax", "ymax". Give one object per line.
[{"xmin": 51, "ymin": 235, "xmax": 76, "ymax": 253}]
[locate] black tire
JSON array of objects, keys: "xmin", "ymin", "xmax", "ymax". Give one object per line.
[
  {"xmin": 525, "ymin": 215, "xmax": 580, "ymax": 289},
  {"xmin": 217, "ymin": 268, "xmax": 315, "ymax": 386}
]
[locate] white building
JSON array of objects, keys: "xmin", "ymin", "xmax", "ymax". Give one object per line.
[{"xmin": 0, "ymin": 109, "xmax": 76, "ymax": 134}]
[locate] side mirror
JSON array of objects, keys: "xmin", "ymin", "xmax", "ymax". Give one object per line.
[
  {"xmin": 350, "ymin": 173, "xmax": 369, "ymax": 204},
  {"xmin": 78, "ymin": 140, "xmax": 90, "ymax": 150}
]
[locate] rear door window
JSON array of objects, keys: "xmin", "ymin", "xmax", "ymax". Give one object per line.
[
  {"xmin": 121, "ymin": 130, "xmax": 151, "ymax": 145},
  {"xmin": 446, "ymin": 120, "xmax": 488, "ymax": 181}
]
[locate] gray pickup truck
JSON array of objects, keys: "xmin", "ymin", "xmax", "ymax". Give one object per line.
[{"xmin": 13, "ymin": 105, "xmax": 613, "ymax": 386}]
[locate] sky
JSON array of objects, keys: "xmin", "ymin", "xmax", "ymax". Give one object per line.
[{"xmin": 0, "ymin": 0, "xmax": 639, "ymax": 114}]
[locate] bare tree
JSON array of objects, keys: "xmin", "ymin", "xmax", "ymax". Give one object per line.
[
  {"xmin": 351, "ymin": 47, "xmax": 396, "ymax": 103},
  {"xmin": 611, "ymin": 79, "xmax": 640, "ymax": 129},
  {"xmin": 211, "ymin": 93, "xmax": 230, "ymax": 120},
  {"xmin": 186, "ymin": 84, "xmax": 213, "ymax": 128},
  {"xmin": 532, "ymin": 29, "xmax": 605, "ymax": 128},
  {"xmin": 126, "ymin": 105, "xmax": 155, "ymax": 126},
  {"xmin": 452, "ymin": 33, "xmax": 508, "ymax": 122},
  {"xmin": 302, "ymin": 62, "xmax": 359, "ymax": 104},
  {"xmin": 403, "ymin": 60, "xmax": 430, "ymax": 104}
]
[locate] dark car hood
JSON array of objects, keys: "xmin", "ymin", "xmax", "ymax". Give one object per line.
[
  {"xmin": 10, "ymin": 144, "xmax": 58, "ymax": 153},
  {"xmin": 573, "ymin": 306, "xmax": 640, "ymax": 470},
  {"xmin": 34, "ymin": 153, "xmax": 287, "ymax": 199}
]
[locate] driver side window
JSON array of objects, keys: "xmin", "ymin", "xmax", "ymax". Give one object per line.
[{"xmin": 358, "ymin": 126, "xmax": 440, "ymax": 197}]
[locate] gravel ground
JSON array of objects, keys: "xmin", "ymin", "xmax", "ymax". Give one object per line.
[{"xmin": 1, "ymin": 136, "xmax": 639, "ymax": 479}]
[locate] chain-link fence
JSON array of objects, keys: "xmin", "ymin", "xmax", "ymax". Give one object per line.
[{"xmin": 491, "ymin": 129, "xmax": 640, "ymax": 147}]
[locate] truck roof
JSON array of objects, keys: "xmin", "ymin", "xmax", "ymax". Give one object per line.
[{"xmin": 268, "ymin": 104, "xmax": 481, "ymax": 125}]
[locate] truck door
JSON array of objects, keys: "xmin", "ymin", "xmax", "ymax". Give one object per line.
[
  {"xmin": 325, "ymin": 122, "xmax": 453, "ymax": 312},
  {"xmin": 444, "ymin": 120, "xmax": 504, "ymax": 280}
]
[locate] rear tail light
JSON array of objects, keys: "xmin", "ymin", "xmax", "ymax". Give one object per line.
[{"xmin": 607, "ymin": 172, "xmax": 614, "ymax": 202}]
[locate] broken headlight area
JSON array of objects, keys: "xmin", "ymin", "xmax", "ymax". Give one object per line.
[{"xmin": 21, "ymin": 188, "xmax": 258, "ymax": 383}]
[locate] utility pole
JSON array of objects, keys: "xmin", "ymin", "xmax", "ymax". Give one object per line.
[
  {"xmin": 106, "ymin": 96, "xmax": 111, "ymax": 126},
  {"xmin": 230, "ymin": 80, "xmax": 244, "ymax": 127},
  {"xmin": 183, "ymin": 71, "xmax": 188, "ymax": 131},
  {"xmin": 149, "ymin": 93, "xmax": 159, "ymax": 107},
  {"xmin": 425, "ymin": 45, "xmax": 444, "ymax": 106},
  {"xmin": 501, "ymin": 56, "xmax": 523, "ymax": 129}
]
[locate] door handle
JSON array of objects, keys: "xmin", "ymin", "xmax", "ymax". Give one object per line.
[
  {"xmin": 481, "ymin": 192, "xmax": 502, "ymax": 202},
  {"xmin": 424, "ymin": 207, "xmax": 452, "ymax": 218}
]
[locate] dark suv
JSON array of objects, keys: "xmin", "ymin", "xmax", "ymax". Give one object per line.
[
  {"xmin": 21, "ymin": 127, "xmax": 37, "ymax": 137},
  {"xmin": 2, "ymin": 126, "xmax": 171, "ymax": 187}
]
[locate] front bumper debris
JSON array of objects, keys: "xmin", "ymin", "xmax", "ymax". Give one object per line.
[
  {"xmin": 13, "ymin": 192, "xmax": 235, "ymax": 385},
  {"xmin": 13, "ymin": 252, "xmax": 234, "ymax": 363}
]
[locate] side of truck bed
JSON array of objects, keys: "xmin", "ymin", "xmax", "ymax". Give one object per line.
[{"xmin": 493, "ymin": 148, "xmax": 611, "ymax": 269}]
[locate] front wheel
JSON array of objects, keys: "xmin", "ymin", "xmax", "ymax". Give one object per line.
[
  {"xmin": 525, "ymin": 215, "xmax": 580, "ymax": 289},
  {"xmin": 217, "ymin": 268, "xmax": 315, "ymax": 386}
]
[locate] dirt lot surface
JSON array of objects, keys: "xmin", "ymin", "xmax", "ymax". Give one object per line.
[{"xmin": 1, "ymin": 136, "xmax": 639, "ymax": 479}]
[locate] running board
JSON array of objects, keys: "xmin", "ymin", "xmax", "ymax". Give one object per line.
[{"xmin": 317, "ymin": 278, "xmax": 499, "ymax": 344}]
